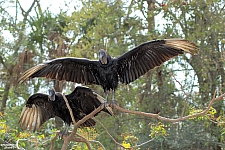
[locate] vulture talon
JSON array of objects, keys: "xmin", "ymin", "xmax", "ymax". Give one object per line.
[{"xmin": 110, "ymin": 100, "xmax": 115, "ymax": 109}]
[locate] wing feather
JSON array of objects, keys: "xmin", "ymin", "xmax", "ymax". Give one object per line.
[
  {"xmin": 18, "ymin": 58, "xmax": 100, "ymax": 85},
  {"xmin": 37, "ymin": 107, "xmax": 41, "ymax": 131},
  {"xmin": 19, "ymin": 93, "xmax": 55, "ymax": 132},
  {"xmin": 20, "ymin": 108, "xmax": 31, "ymax": 128},
  {"xmin": 133, "ymin": 61, "xmax": 140, "ymax": 79},
  {"xmin": 32, "ymin": 105, "xmax": 38, "ymax": 132},
  {"xmin": 138, "ymin": 59, "xmax": 148, "ymax": 74},
  {"xmin": 115, "ymin": 39, "xmax": 198, "ymax": 84},
  {"xmin": 66, "ymin": 86, "xmax": 113, "ymax": 127},
  {"xmin": 18, "ymin": 107, "xmax": 26, "ymax": 124},
  {"xmin": 28, "ymin": 106, "xmax": 35, "ymax": 131}
]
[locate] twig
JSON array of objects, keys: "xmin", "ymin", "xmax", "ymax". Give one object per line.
[
  {"xmin": 73, "ymin": 134, "xmax": 92, "ymax": 150},
  {"xmin": 171, "ymin": 74, "xmax": 189, "ymax": 117},
  {"xmin": 94, "ymin": 118, "xmax": 125, "ymax": 148},
  {"xmin": 50, "ymin": 133, "xmax": 58, "ymax": 150},
  {"xmin": 70, "ymin": 137, "xmax": 91, "ymax": 150},
  {"xmin": 88, "ymin": 140, "xmax": 106, "ymax": 150},
  {"xmin": 172, "ymin": 73, "xmax": 188, "ymax": 96},
  {"xmin": 130, "ymin": 138, "xmax": 155, "ymax": 149},
  {"xmin": 94, "ymin": 118, "xmax": 155, "ymax": 149}
]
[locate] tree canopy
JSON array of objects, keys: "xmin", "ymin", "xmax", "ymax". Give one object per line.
[{"xmin": 0, "ymin": 0, "xmax": 224, "ymax": 149}]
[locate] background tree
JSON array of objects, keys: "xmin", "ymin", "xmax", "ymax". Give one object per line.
[{"xmin": 0, "ymin": 0, "xmax": 224, "ymax": 149}]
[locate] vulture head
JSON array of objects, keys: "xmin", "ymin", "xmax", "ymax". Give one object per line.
[
  {"xmin": 48, "ymin": 88, "xmax": 56, "ymax": 101},
  {"xmin": 99, "ymin": 49, "xmax": 108, "ymax": 65}
]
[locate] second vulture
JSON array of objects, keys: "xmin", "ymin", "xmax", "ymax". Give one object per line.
[
  {"xmin": 19, "ymin": 39, "xmax": 198, "ymax": 103},
  {"xmin": 19, "ymin": 86, "xmax": 113, "ymax": 133}
]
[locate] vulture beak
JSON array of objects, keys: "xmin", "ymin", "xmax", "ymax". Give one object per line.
[
  {"xmin": 48, "ymin": 89, "xmax": 56, "ymax": 101},
  {"xmin": 99, "ymin": 49, "xmax": 107, "ymax": 65}
]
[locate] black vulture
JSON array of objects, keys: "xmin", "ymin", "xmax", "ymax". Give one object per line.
[
  {"xmin": 19, "ymin": 86, "xmax": 113, "ymax": 133},
  {"xmin": 18, "ymin": 39, "xmax": 198, "ymax": 103}
]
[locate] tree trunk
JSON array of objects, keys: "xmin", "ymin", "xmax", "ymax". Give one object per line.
[{"xmin": 0, "ymin": 79, "xmax": 11, "ymax": 113}]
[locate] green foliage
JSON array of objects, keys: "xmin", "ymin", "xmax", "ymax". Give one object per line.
[
  {"xmin": 0, "ymin": 0, "xmax": 225, "ymax": 149},
  {"xmin": 149, "ymin": 122, "xmax": 168, "ymax": 139}
]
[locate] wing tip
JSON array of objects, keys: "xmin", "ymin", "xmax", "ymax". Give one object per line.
[
  {"xmin": 164, "ymin": 38, "xmax": 199, "ymax": 55},
  {"xmin": 18, "ymin": 64, "xmax": 47, "ymax": 83}
]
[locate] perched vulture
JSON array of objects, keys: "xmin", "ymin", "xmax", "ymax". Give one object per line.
[
  {"xmin": 18, "ymin": 39, "xmax": 198, "ymax": 103},
  {"xmin": 19, "ymin": 86, "xmax": 113, "ymax": 133}
]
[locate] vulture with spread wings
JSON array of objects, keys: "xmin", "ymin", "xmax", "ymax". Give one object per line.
[
  {"xmin": 19, "ymin": 39, "xmax": 198, "ymax": 103},
  {"xmin": 19, "ymin": 86, "xmax": 113, "ymax": 133}
]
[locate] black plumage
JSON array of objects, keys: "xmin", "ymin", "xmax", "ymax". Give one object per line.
[
  {"xmin": 19, "ymin": 86, "xmax": 113, "ymax": 132},
  {"xmin": 18, "ymin": 39, "xmax": 198, "ymax": 102}
]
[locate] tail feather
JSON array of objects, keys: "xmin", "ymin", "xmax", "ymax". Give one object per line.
[{"xmin": 93, "ymin": 91, "xmax": 114, "ymax": 116}]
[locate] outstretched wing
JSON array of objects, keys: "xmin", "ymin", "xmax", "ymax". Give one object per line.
[
  {"xmin": 18, "ymin": 57, "xmax": 101, "ymax": 85},
  {"xmin": 66, "ymin": 86, "xmax": 113, "ymax": 126},
  {"xmin": 115, "ymin": 39, "xmax": 198, "ymax": 84},
  {"xmin": 19, "ymin": 93, "xmax": 55, "ymax": 132}
]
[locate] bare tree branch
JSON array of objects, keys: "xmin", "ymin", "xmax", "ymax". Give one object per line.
[
  {"xmin": 62, "ymin": 93, "xmax": 76, "ymax": 124},
  {"xmin": 113, "ymin": 92, "xmax": 225, "ymax": 123}
]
